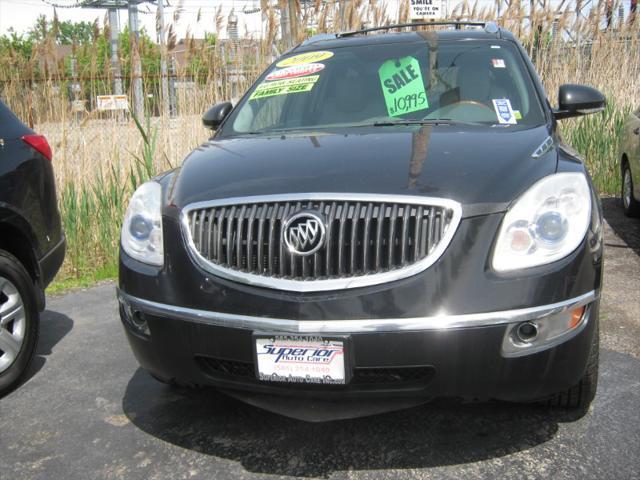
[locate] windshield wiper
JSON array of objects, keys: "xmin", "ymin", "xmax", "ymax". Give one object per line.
[
  {"xmin": 243, "ymin": 119, "xmax": 479, "ymax": 134},
  {"xmin": 244, "ymin": 128, "xmax": 288, "ymax": 135},
  {"xmin": 244, "ymin": 126, "xmax": 324, "ymax": 135}
]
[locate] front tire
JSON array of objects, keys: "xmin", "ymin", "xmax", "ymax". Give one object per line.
[
  {"xmin": 0, "ymin": 250, "xmax": 39, "ymax": 398},
  {"xmin": 622, "ymin": 162, "xmax": 640, "ymax": 217},
  {"xmin": 543, "ymin": 321, "xmax": 599, "ymax": 410}
]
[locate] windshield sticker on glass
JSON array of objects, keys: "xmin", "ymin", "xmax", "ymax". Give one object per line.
[
  {"xmin": 513, "ymin": 110, "xmax": 522, "ymax": 120},
  {"xmin": 491, "ymin": 45, "xmax": 501, "ymax": 49},
  {"xmin": 378, "ymin": 56, "xmax": 429, "ymax": 117},
  {"xmin": 491, "ymin": 58, "xmax": 506, "ymax": 68},
  {"xmin": 266, "ymin": 63, "xmax": 325, "ymax": 81},
  {"xmin": 249, "ymin": 76, "xmax": 319, "ymax": 100},
  {"xmin": 276, "ymin": 51, "xmax": 334, "ymax": 68},
  {"xmin": 493, "ymin": 99, "xmax": 517, "ymax": 124}
]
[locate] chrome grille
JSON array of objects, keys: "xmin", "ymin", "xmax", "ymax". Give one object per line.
[{"xmin": 182, "ymin": 194, "xmax": 461, "ymax": 291}]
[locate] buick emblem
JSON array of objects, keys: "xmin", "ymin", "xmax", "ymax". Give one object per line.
[{"xmin": 283, "ymin": 212, "xmax": 326, "ymax": 256}]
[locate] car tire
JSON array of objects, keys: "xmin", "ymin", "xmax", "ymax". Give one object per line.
[
  {"xmin": 0, "ymin": 249, "xmax": 39, "ymax": 398},
  {"xmin": 542, "ymin": 321, "xmax": 599, "ymax": 410},
  {"xmin": 622, "ymin": 162, "xmax": 640, "ymax": 217}
]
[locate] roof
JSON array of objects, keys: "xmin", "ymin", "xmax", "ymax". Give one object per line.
[{"xmin": 294, "ymin": 23, "xmax": 517, "ymax": 53}]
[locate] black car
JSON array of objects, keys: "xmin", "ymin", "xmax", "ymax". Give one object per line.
[
  {"xmin": 0, "ymin": 101, "xmax": 65, "ymax": 396},
  {"xmin": 620, "ymin": 106, "xmax": 640, "ymax": 217},
  {"xmin": 118, "ymin": 22, "xmax": 605, "ymax": 419}
]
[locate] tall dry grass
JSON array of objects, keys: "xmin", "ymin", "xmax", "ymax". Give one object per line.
[{"xmin": 0, "ymin": 0, "xmax": 637, "ymax": 286}]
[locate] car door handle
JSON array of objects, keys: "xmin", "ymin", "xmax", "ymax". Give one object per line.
[{"xmin": 634, "ymin": 127, "xmax": 640, "ymax": 135}]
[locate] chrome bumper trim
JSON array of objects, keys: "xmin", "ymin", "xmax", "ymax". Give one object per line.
[{"xmin": 116, "ymin": 289, "xmax": 598, "ymax": 334}]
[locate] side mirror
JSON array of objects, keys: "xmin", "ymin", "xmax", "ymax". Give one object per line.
[
  {"xmin": 202, "ymin": 102, "xmax": 233, "ymax": 130},
  {"xmin": 554, "ymin": 84, "xmax": 606, "ymax": 120}
]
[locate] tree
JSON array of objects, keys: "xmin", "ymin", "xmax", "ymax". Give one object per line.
[
  {"xmin": 26, "ymin": 15, "xmax": 49, "ymax": 43},
  {"xmin": 26, "ymin": 14, "xmax": 96, "ymax": 45},
  {"xmin": 56, "ymin": 20, "xmax": 96, "ymax": 45},
  {"xmin": 0, "ymin": 29, "xmax": 34, "ymax": 60}
]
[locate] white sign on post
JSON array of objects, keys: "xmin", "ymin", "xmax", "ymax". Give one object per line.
[
  {"xmin": 96, "ymin": 94, "xmax": 129, "ymax": 111},
  {"xmin": 410, "ymin": 0, "xmax": 443, "ymax": 19}
]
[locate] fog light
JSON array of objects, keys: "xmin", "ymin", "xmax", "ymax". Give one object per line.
[
  {"xmin": 118, "ymin": 296, "xmax": 151, "ymax": 337},
  {"xmin": 501, "ymin": 304, "xmax": 590, "ymax": 357},
  {"xmin": 131, "ymin": 311, "xmax": 150, "ymax": 335},
  {"xmin": 516, "ymin": 321, "xmax": 538, "ymax": 343}
]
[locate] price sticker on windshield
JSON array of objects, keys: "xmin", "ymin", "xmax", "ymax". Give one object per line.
[
  {"xmin": 277, "ymin": 51, "xmax": 333, "ymax": 68},
  {"xmin": 249, "ymin": 76, "xmax": 319, "ymax": 100},
  {"xmin": 492, "ymin": 98, "xmax": 517, "ymax": 124},
  {"xmin": 378, "ymin": 56, "xmax": 429, "ymax": 117}
]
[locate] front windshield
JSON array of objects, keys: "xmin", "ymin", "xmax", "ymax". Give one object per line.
[{"xmin": 220, "ymin": 39, "xmax": 546, "ymax": 136}]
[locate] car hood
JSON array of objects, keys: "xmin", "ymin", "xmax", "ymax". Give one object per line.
[{"xmin": 170, "ymin": 125, "xmax": 556, "ymax": 216}]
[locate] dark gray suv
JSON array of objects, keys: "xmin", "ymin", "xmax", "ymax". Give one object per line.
[{"xmin": 118, "ymin": 22, "xmax": 605, "ymax": 420}]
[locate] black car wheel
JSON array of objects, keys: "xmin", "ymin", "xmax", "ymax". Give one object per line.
[
  {"xmin": 0, "ymin": 250, "xmax": 39, "ymax": 397},
  {"xmin": 622, "ymin": 162, "xmax": 640, "ymax": 217},
  {"xmin": 542, "ymin": 321, "xmax": 599, "ymax": 410}
]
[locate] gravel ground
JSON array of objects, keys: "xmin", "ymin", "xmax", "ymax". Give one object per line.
[{"xmin": 1, "ymin": 198, "xmax": 639, "ymax": 480}]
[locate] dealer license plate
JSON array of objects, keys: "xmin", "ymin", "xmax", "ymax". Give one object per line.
[{"xmin": 254, "ymin": 335, "xmax": 346, "ymax": 385}]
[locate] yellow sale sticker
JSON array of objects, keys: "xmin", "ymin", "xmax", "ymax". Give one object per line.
[
  {"xmin": 249, "ymin": 76, "xmax": 319, "ymax": 100},
  {"xmin": 276, "ymin": 51, "xmax": 334, "ymax": 68}
]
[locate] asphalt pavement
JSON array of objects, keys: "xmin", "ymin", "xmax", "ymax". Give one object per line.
[{"xmin": 1, "ymin": 197, "xmax": 639, "ymax": 479}]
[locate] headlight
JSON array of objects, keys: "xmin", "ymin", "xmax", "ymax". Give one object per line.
[
  {"xmin": 121, "ymin": 181, "xmax": 164, "ymax": 266},
  {"xmin": 492, "ymin": 172, "xmax": 591, "ymax": 272}
]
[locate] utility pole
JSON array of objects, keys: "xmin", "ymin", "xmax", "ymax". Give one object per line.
[
  {"xmin": 261, "ymin": 0, "xmax": 267, "ymax": 40},
  {"xmin": 288, "ymin": 0, "xmax": 298, "ymax": 42},
  {"xmin": 70, "ymin": 55, "xmax": 78, "ymax": 101},
  {"xmin": 108, "ymin": 8, "xmax": 123, "ymax": 96},
  {"xmin": 280, "ymin": 0, "xmax": 291, "ymax": 48},
  {"xmin": 128, "ymin": 0, "xmax": 144, "ymax": 118},
  {"xmin": 156, "ymin": 0, "xmax": 170, "ymax": 117},
  {"xmin": 70, "ymin": 55, "xmax": 82, "ymax": 123},
  {"xmin": 169, "ymin": 56, "xmax": 177, "ymax": 117},
  {"xmin": 339, "ymin": 0, "xmax": 348, "ymax": 31}
]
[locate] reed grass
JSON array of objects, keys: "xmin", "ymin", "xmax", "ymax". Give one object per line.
[
  {"xmin": 563, "ymin": 101, "xmax": 631, "ymax": 195},
  {"xmin": 56, "ymin": 113, "xmax": 165, "ymax": 284},
  {"xmin": 0, "ymin": 0, "xmax": 637, "ymax": 289}
]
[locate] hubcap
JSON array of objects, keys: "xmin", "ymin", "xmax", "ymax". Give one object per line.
[
  {"xmin": 0, "ymin": 277, "xmax": 26, "ymax": 374},
  {"xmin": 623, "ymin": 168, "xmax": 633, "ymax": 209}
]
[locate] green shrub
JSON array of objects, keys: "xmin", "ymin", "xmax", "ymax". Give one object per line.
[{"xmin": 561, "ymin": 102, "xmax": 629, "ymax": 195}]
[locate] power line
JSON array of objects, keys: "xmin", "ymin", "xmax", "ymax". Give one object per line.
[
  {"xmin": 0, "ymin": 0, "xmax": 50, "ymax": 6},
  {"xmin": 40, "ymin": 0, "xmax": 85, "ymax": 7}
]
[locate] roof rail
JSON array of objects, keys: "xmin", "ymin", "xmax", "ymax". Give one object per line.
[
  {"xmin": 337, "ymin": 21, "xmax": 501, "ymax": 38},
  {"xmin": 301, "ymin": 33, "xmax": 339, "ymax": 46}
]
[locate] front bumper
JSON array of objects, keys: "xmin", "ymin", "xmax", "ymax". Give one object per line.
[
  {"xmin": 118, "ymin": 210, "xmax": 603, "ymax": 402},
  {"xmin": 117, "ymin": 288, "xmax": 599, "ymax": 402}
]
